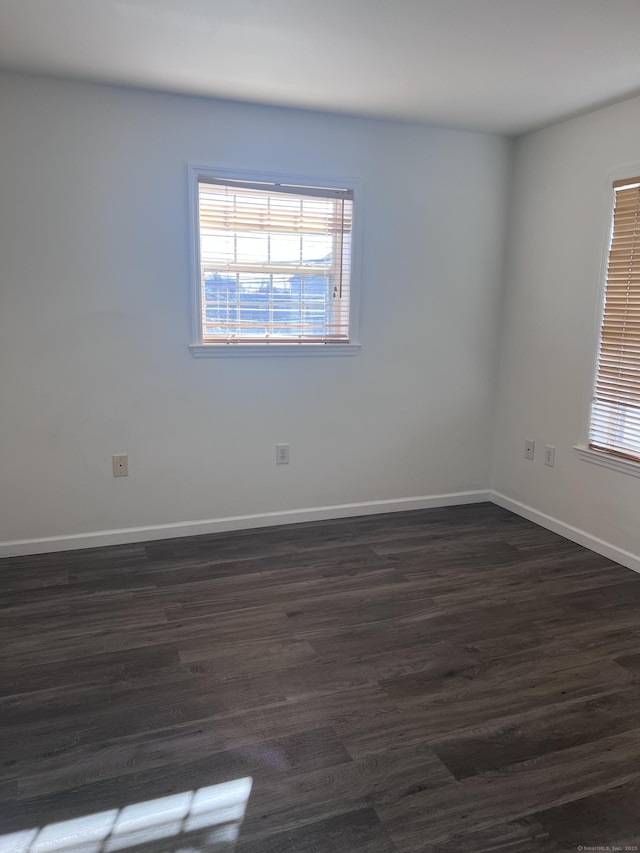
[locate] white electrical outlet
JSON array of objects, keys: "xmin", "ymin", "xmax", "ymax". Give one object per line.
[
  {"xmin": 276, "ymin": 444, "xmax": 290, "ymax": 465},
  {"xmin": 112, "ymin": 454, "xmax": 129, "ymax": 477},
  {"xmin": 545, "ymin": 445, "xmax": 556, "ymax": 467},
  {"xmin": 525, "ymin": 440, "xmax": 535, "ymax": 461}
]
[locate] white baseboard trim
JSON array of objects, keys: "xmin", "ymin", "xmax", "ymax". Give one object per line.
[
  {"xmin": 0, "ymin": 490, "xmax": 490, "ymax": 558},
  {"xmin": 5, "ymin": 489, "xmax": 639, "ymax": 572},
  {"xmin": 490, "ymin": 490, "xmax": 640, "ymax": 575}
]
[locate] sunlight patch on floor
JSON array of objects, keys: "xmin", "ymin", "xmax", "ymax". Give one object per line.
[{"xmin": 1, "ymin": 776, "xmax": 253, "ymax": 853}]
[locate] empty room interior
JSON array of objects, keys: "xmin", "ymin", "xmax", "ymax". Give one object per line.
[{"xmin": 3, "ymin": 1, "xmax": 640, "ymax": 850}]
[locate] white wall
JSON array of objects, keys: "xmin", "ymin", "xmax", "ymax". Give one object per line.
[
  {"xmin": 492, "ymin": 95, "xmax": 640, "ymax": 560},
  {"xmin": 0, "ymin": 73, "xmax": 511, "ymax": 549}
]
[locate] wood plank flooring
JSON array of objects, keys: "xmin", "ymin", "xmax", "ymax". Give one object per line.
[{"xmin": 2, "ymin": 503, "xmax": 640, "ymax": 851}]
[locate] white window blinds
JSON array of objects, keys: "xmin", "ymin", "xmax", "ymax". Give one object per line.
[
  {"xmin": 589, "ymin": 177, "xmax": 640, "ymax": 462},
  {"xmin": 197, "ymin": 178, "xmax": 353, "ymax": 344}
]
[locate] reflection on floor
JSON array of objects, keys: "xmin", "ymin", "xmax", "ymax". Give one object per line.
[{"xmin": 2, "ymin": 778, "xmax": 252, "ymax": 852}]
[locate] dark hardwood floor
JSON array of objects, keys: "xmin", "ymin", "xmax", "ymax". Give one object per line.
[{"xmin": 2, "ymin": 503, "xmax": 640, "ymax": 851}]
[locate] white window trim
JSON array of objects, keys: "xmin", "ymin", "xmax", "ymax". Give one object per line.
[
  {"xmin": 575, "ymin": 161, "xmax": 640, "ymax": 475},
  {"xmin": 187, "ymin": 165, "xmax": 362, "ymax": 357},
  {"xmin": 573, "ymin": 444, "xmax": 640, "ymax": 478}
]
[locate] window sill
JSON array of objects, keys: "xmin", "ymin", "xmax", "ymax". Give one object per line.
[
  {"xmin": 574, "ymin": 445, "xmax": 640, "ymax": 478},
  {"xmin": 189, "ymin": 343, "xmax": 361, "ymax": 358}
]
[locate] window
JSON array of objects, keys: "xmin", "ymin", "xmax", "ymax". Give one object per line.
[
  {"xmin": 587, "ymin": 176, "xmax": 640, "ymax": 464},
  {"xmin": 189, "ymin": 169, "xmax": 359, "ymax": 356}
]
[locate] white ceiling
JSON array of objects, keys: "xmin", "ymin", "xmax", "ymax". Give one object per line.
[{"xmin": 1, "ymin": 0, "xmax": 639, "ymax": 135}]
